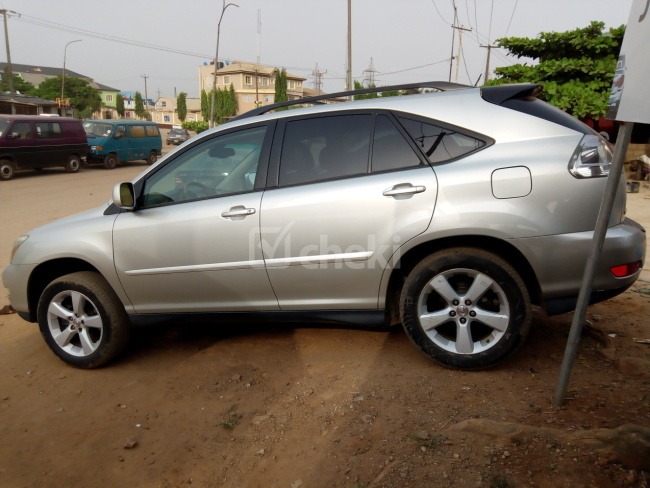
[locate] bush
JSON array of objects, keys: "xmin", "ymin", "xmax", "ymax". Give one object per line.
[{"xmin": 182, "ymin": 121, "xmax": 209, "ymax": 133}]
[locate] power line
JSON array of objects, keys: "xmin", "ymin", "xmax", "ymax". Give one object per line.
[
  {"xmin": 504, "ymin": 0, "xmax": 519, "ymax": 37},
  {"xmin": 430, "ymin": 0, "xmax": 452, "ymax": 24}
]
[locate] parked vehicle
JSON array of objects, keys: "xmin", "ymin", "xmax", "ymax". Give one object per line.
[
  {"xmin": 166, "ymin": 127, "xmax": 190, "ymax": 145},
  {"xmin": 0, "ymin": 115, "xmax": 87, "ymax": 180},
  {"xmin": 83, "ymin": 119, "xmax": 162, "ymax": 169},
  {"xmin": 2, "ymin": 82, "xmax": 646, "ymax": 369}
]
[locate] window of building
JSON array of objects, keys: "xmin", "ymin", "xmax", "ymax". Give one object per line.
[
  {"xmin": 224, "ymin": 75, "xmax": 231, "ymax": 85},
  {"xmin": 264, "ymin": 95, "xmax": 272, "ymax": 102},
  {"xmin": 161, "ymin": 101, "xmax": 167, "ymax": 108},
  {"xmin": 244, "ymin": 75, "xmax": 252, "ymax": 85},
  {"xmin": 106, "ymin": 94, "xmax": 113, "ymax": 102},
  {"xmin": 262, "ymin": 77, "xmax": 269, "ymax": 86},
  {"xmin": 243, "ymin": 94, "xmax": 254, "ymax": 102},
  {"xmin": 288, "ymin": 80, "xmax": 296, "ymax": 90}
]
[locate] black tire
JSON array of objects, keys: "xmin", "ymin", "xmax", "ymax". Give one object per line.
[
  {"xmin": 147, "ymin": 150, "xmax": 158, "ymax": 164},
  {"xmin": 65, "ymin": 155, "xmax": 81, "ymax": 173},
  {"xmin": 37, "ymin": 271, "xmax": 131, "ymax": 369},
  {"xmin": 0, "ymin": 159, "xmax": 15, "ymax": 180},
  {"xmin": 103, "ymin": 153, "xmax": 119, "ymax": 169},
  {"xmin": 400, "ymin": 248, "xmax": 531, "ymax": 369}
]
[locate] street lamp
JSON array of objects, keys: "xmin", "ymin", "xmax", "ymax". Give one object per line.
[
  {"xmin": 209, "ymin": 0, "xmax": 239, "ymax": 128},
  {"xmin": 61, "ymin": 39, "xmax": 82, "ymax": 100}
]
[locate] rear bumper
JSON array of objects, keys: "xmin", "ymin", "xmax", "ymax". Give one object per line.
[{"xmin": 518, "ymin": 218, "xmax": 646, "ymax": 316}]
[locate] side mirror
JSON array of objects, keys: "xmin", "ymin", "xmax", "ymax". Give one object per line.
[{"xmin": 112, "ymin": 182, "xmax": 135, "ymax": 210}]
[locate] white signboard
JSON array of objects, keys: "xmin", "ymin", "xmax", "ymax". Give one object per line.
[{"xmin": 606, "ymin": 0, "xmax": 650, "ymax": 122}]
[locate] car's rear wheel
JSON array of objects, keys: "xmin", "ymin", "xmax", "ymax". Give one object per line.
[
  {"xmin": 400, "ymin": 248, "xmax": 531, "ymax": 369},
  {"xmin": 103, "ymin": 153, "xmax": 119, "ymax": 169},
  {"xmin": 65, "ymin": 155, "xmax": 81, "ymax": 173},
  {"xmin": 147, "ymin": 150, "xmax": 158, "ymax": 164},
  {"xmin": 0, "ymin": 159, "xmax": 16, "ymax": 180},
  {"xmin": 37, "ymin": 271, "xmax": 131, "ymax": 369}
]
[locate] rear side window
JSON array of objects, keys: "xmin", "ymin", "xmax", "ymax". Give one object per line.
[
  {"xmin": 129, "ymin": 125, "xmax": 145, "ymax": 138},
  {"xmin": 10, "ymin": 122, "xmax": 32, "ymax": 139},
  {"xmin": 35, "ymin": 122, "xmax": 62, "ymax": 138},
  {"xmin": 397, "ymin": 116, "xmax": 486, "ymax": 164},
  {"xmin": 371, "ymin": 115, "xmax": 422, "ymax": 172},
  {"xmin": 279, "ymin": 114, "xmax": 372, "ymax": 186},
  {"xmin": 145, "ymin": 125, "xmax": 159, "ymax": 137}
]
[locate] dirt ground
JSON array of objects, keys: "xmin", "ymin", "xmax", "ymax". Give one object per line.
[{"xmin": 0, "ymin": 162, "xmax": 648, "ymax": 488}]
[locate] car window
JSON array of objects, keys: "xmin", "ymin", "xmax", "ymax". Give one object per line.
[
  {"xmin": 371, "ymin": 115, "xmax": 422, "ymax": 172},
  {"xmin": 10, "ymin": 122, "xmax": 32, "ymax": 139},
  {"xmin": 130, "ymin": 125, "xmax": 146, "ymax": 138},
  {"xmin": 35, "ymin": 122, "xmax": 62, "ymax": 138},
  {"xmin": 279, "ymin": 114, "xmax": 372, "ymax": 186},
  {"xmin": 145, "ymin": 125, "xmax": 159, "ymax": 137},
  {"xmin": 142, "ymin": 126, "xmax": 267, "ymax": 207},
  {"xmin": 397, "ymin": 116, "xmax": 485, "ymax": 164}
]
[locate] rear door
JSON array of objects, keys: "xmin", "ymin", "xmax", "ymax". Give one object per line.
[
  {"xmin": 127, "ymin": 124, "xmax": 147, "ymax": 161},
  {"xmin": 259, "ymin": 112, "xmax": 439, "ymax": 310}
]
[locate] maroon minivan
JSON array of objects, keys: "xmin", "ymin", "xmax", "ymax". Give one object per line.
[{"xmin": 0, "ymin": 115, "xmax": 88, "ymax": 180}]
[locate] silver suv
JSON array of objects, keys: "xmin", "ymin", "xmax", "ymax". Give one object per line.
[{"xmin": 2, "ymin": 82, "xmax": 646, "ymax": 369}]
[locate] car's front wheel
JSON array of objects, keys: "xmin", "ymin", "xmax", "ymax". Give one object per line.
[
  {"xmin": 0, "ymin": 159, "xmax": 16, "ymax": 180},
  {"xmin": 103, "ymin": 153, "xmax": 119, "ymax": 169},
  {"xmin": 37, "ymin": 272, "xmax": 131, "ymax": 368},
  {"xmin": 400, "ymin": 248, "xmax": 531, "ymax": 369}
]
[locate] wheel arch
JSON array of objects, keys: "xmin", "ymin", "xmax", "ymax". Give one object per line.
[
  {"xmin": 26, "ymin": 258, "xmax": 101, "ymax": 322},
  {"xmin": 384, "ymin": 235, "xmax": 542, "ymax": 326}
]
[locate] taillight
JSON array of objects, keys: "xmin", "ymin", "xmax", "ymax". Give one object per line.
[
  {"xmin": 610, "ymin": 261, "xmax": 642, "ymax": 277},
  {"xmin": 568, "ymin": 134, "xmax": 613, "ymax": 178}
]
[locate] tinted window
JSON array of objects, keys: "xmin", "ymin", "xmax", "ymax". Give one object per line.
[
  {"xmin": 279, "ymin": 115, "xmax": 372, "ymax": 186},
  {"xmin": 130, "ymin": 125, "xmax": 146, "ymax": 138},
  {"xmin": 145, "ymin": 125, "xmax": 159, "ymax": 137},
  {"xmin": 398, "ymin": 116, "xmax": 485, "ymax": 164},
  {"xmin": 10, "ymin": 122, "xmax": 32, "ymax": 139},
  {"xmin": 372, "ymin": 115, "xmax": 422, "ymax": 172},
  {"xmin": 142, "ymin": 126, "xmax": 266, "ymax": 207},
  {"xmin": 35, "ymin": 122, "xmax": 62, "ymax": 138}
]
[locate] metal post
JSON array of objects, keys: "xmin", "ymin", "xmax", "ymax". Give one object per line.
[
  {"xmin": 552, "ymin": 122, "xmax": 634, "ymax": 406},
  {"xmin": 62, "ymin": 39, "xmax": 82, "ymax": 100},
  {"xmin": 346, "ymin": 0, "xmax": 352, "ymax": 91},
  {"xmin": 2, "ymin": 9, "xmax": 15, "ymax": 97},
  {"xmin": 209, "ymin": 1, "xmax": 239, "ymax": 128}
]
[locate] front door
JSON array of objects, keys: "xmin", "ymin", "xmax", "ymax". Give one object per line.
[{"xmin": 113, "ymin": 124, "xmax": 278, "ymax": 313}]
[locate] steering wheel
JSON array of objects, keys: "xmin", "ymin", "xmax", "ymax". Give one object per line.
[{"xmin": 183, "ymin": 181, "xmax": 213, "ymax": 199}]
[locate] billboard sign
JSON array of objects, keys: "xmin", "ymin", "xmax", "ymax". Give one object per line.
[{"xmin": 606, "ymin": 0, "xmax": 650, "ymax": 122}]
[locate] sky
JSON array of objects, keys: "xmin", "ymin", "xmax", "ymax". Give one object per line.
[{"xmin": 0, "ymin": 0, "xmax": 634, "ymax": 100}]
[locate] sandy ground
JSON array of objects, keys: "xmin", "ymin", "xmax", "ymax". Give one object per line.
[{"xmin": 0, "ymin": 161, "xmax": 648, "ymax": 488}]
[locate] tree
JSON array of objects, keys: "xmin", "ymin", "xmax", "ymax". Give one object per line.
[
  {"xmin": 134, "ymin": 91, "xmax": 146, "ymax": 119},
  {"xmin": 116, "ymin": 93, "xmax": 125, "ymax": 118},
  {"xmin": 1, "ymin": 67, "xmax": 35, "ymax": 94},
  {"xmin": 211, "ymin": 84, "xmax": 238, "ymax": 125},
  {"xmin": 34, "ymin": 76, "xmax": 101, "ymax": 118},
  {"xmin": 200, "ymin": 89, "xmax": 209, "ymax": 121},
  {"xmin": 177, "ymin": 92, "xmax": 187, "ymax": 122},
  {"xmin": 274, "ymin": 68, "xmax": 287, "ymax": 104},
  {"xmin": 487, "ymin": 21, "xmax": 625, "ymax": 119}
]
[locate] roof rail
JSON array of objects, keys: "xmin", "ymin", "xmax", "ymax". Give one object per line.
[{"xmin": 232, "ymin": 80, "xmax": 471, "ymax": 121}]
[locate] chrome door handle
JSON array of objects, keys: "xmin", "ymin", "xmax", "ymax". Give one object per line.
[
  {"xmin": 221, "ymin": 206, "xmax": 256, "ymax": 219},
  {"xmin": 383, "ymin": 184, "xmax": 426, "ymax": 197}
]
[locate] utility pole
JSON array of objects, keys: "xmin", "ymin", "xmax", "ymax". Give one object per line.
[
  {"xmin": 448, "ymin": 5, "xmax": 457, "ymax": 82},
  {"xmin": 257, "ymin": 9, "xmax": 261, "ymax": 65},
  {"xmin": 454, "ymin": 24, "xmax": 471, "ymax": 83},
  {"xmin": 210, "ymin": 1, "xmax": 239, "ymax": 128},
  {"xmin": 480, "ymin": 43, "xmax": 497, "ymax": 83},
  {"xmin": 1, "ymin": 9, "xmax": 16, "ymax": 97},
  {"xmin": 141, "ymin": 75, "xmax": 149, "ymax": 116},
  {"xmin": 311, "ymin": 63, "xmax": 327, "ymax": 93},
  {"xmin": 346, "ymin": 0, "xmax": 352, "ymax": 91}
]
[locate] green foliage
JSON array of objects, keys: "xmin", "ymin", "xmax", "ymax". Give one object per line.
[
  {"xmin": 274, "ymin": 68, "xmax": 288, "ymax": 104},
  {"xmin": 177, "ymin": 92, "xmax": 187, "ymax": 122},
  {"xmin": 116, "ymin": 93, "xmax": 125, "ymax": 117},
  {"xmin": 1, "ymin": 67, "xmax": 35, "ymax": 94},
  {"xmin": 353, "ymin": 80, "xmax": 378, "ymax": 100},
  {"xmin": 34, "ymin": 76, "xmax": 101, "ymax": 118},
  {"xmin": 209, "ymin": 84, "xmax": 238, "ymax": 125},
  {"xmin": 200, "ymin": 89, "xmax": 209, "ymax": 121},
  {"xmin": 488, "ymin": 21, "xmax": 625, "ymax": 119},
  {"xmin": 134, "ymin": 91, "xmax": 146, "ymax": 119},
  {"xmin": 181, "ymin": 120, "xmax": 209, "ymax": 133}
]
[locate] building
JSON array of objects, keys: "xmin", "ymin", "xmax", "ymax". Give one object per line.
[
  {"xmin": 0, "ymin": 63, "xmax": 120, "ymax": 117},
  {"xmin": 151, "ymin": 96, "xmax": 202, "ymax": 126},
  {"xmin": 0, "ymin": 93, "xmax": 58, "ymax": 115},
  {"xmin": 197, "ymin": 60, "xmax": 307, "ymax": 115}
]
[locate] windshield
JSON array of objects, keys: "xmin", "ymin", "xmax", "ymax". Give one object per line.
[
  {"xmin": 83, "ymin": 121, "xmax": 114, "ymax": 138},
  {"xmin": 0, "ymin": 120, "xmax": 8, "ymax": 137}
]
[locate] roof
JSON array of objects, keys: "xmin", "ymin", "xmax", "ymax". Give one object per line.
[
  {"xmin": 85, "ymin": 119, "xmax": 158, "ymax": 126},
  {"xmin": 0, "ymin": 63, "xmax": 120, "ymax": 91},
  {"xmin": 0, "ymin": 93, "xmax": 57, "ymax": 106},
  {"xmin": 214, "ymin": 60, "xmax": 306, "ymax": 81}
]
